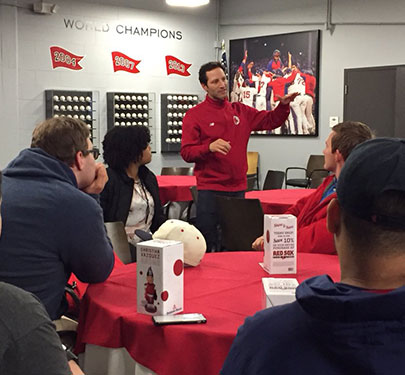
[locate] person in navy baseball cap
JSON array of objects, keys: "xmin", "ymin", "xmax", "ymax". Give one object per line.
[
  {"xmin": 336, "ymin": 137, "xmax": 405, "ymax": 229},
  {"xmin": 222, "ymin": 137, "xmax": 405, "ymax": 375}
]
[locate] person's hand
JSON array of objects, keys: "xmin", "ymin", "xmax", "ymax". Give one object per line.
[
  {"xmin": 82, "ymin": 163, "xmax": 108, "ymax": 194},
  {"xmin": 277, "ymin": 92, "xmax": 300, "ymax": 105},
  {"xmin": 68, "ymin": 360, "xmax": 85, "ymax": 375},
  {"xmin": 252, "ymin": 235, "xmax": 264, "ymax": 251},
  {"xmin": 209, "ymin": 139, "xmax": 231, "ymax": 155}
]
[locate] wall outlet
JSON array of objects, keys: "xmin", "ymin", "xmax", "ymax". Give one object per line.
[{"xmin": 329, "ymin": 116, "xmax": 339, "ymax": 127}]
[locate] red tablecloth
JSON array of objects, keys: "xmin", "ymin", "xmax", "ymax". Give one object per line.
[
  {"xmin": 156, "ymin": 175, "xmax": 196, "ymax": 204},
  {"xmin": 246, "ymin": 189, "xmax": 315, "ymax": 214},
  {"xmin": 76, "ymin": 252, "xmax": 340, "ymax": 375}
]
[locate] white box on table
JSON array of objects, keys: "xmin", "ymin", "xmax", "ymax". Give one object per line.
[
  {"xmin": 263, "ymin": 214, "xmax": 297, "ymax": 275},
  {"xmin": 136, "ymin": 239, "xmax": 184, "ymax": 316},
  {"xmin": 262, "ymin": 277, "xmax": 299, "ymax": 308}
]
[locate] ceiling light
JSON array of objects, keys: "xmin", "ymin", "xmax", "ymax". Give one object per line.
[{"xmin": 166, "ymin": 0, "xmax": 209, "ymax": 7}]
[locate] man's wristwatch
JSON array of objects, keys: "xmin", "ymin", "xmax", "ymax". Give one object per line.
[{"xmin": 62, "ymin": 344, "xmax": 78, "ymax": 362}]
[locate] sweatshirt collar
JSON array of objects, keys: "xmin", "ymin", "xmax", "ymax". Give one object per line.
[{"xmin": 205, "ymin": 94, "xmax": 227, "ymax": 108}]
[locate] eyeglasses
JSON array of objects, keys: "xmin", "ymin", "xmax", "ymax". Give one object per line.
[{"xmin": 83, "ymin": 147, "xmax": 100, "ymax": 159}]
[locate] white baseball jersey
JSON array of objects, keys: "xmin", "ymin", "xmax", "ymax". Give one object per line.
[{"xmin": 240, "ymin": 86, "xmax": 257, "ymax": 107}]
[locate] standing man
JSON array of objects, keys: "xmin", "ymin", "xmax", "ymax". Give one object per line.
[
  {"xmin": 180, "ymin": 61, "xmax": 298, "ymax": 252},
  {"xmin": 0, "ymin": 117, "xmax": 115, "ymax": 321}
]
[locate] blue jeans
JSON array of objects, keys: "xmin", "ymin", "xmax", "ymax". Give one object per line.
[{"xmin": 196, "ymin": 190, "xmax": 245, "ymax": 252}]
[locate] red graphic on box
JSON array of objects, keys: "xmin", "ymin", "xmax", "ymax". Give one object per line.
[
  {"xmin": 165, "ymin": 55, "xmax": 191, "ymax": 76},
  {"xmin": 173, "ymin": 259, "xmax": 184, "ymax": 276},
  {"xmin": 112, "ymin": 51, "xmax": 141, "ymax": 73},
  {"xmin": 50, "ymin": 46, "xmax": 84, "ymax": 70},
  {"xmin": 161, "ymin": 291, "xmax": 169, "ymax": 301}
]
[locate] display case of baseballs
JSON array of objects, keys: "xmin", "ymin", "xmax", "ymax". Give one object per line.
[
  {"xmin": 45, "ymin": 90, "xmax": 100, "ymax": 148},
  {"xmin": 161, "ymin": 94, "xmax": 199, "ymax": 153},
  {"xmin": 106, "ymin": 92, "xmax": 156, "ymax": 153}
]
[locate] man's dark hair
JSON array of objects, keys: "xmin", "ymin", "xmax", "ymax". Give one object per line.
[
  {"xmin": 199, "ymin": 61, "xmax": 225, "ymax": 85},
  {"xmin": 342, "ymin": 190, "xmax": 405, "ymax": 256},
  {"xmin": 331, "ymin": 121, "xmax": 374, "ymax": 160},
  {"xmin": 0, "ymin": 171, "xmax": 2, "ymax": 201},
  {"xmin": 103, "ymin": 125, "xmax": 151, "ymax": 171},
  {"xmin": 31, "ymin": 117, "xmax": 90, "ymax": 166}
]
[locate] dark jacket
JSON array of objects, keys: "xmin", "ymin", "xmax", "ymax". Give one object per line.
[
  {"xmin": 101, "ymin": 166, "xmax": 165, "ymax": 232},
  {"xmin": 0, "ymin": 149, "xmax": 115, "ymax": 320},
  {"xmin": 222, "ymin": 274, "xmax": 405, "ymax": 374}
]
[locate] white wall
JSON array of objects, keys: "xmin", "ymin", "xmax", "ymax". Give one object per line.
[
  {"xmin": 2, "ymin": 0, "xmax": 405, "ymax": 184},
  {"xmin": 0, "ymin": 0, "xmax": 218, "ymax": 172},
  {"xmin": 219, "ymin": 0, "xmax": 405, "ymax": 186}
]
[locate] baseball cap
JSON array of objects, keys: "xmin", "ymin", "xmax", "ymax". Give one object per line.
[
  {"xmin": 337, "ymin": 137, "xmax": 405, "ymax": 227},
  {"xmin": 153, "ymin": 219, "xmax": 206, "ymax": 266}
]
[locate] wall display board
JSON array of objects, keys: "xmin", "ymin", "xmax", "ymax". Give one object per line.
[
  {"xmin": 229, "ymin": 30, "xmax": 320, "ymax": 137},
  {"xmin": 45, "ymin": 90, "xmax": 100, "ymax": 147},
  {"xmin": 161, "ymin": 94, "xmax": 199, "ymax": 153},
  {"xmin": 107, "ymin": 92, "xmax": 156, "ymax": 152}
]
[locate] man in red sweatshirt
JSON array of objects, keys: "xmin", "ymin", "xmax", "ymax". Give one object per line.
[
  {"xmin": 252, "ymin": 121, "xmax": 374, "ymax": 254},
  {"xmin": 180, "ymin": 61, "xmax": 298, "ymax": 252}
]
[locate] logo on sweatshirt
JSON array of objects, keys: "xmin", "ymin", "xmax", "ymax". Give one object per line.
[
  {"xmin": 209, "ymin": 122, "xmax": 215, "ymax": 127},
  {"xmin": 233, "ymin": 115, "xmax": 240, "ymax": 125}
]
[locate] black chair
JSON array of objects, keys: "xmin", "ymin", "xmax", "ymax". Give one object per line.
[
  {"xmin": 215, "ymin": 196, "xmax": 263, "ymax": 251},
  {"xmin": 309, "ymin": 169, "xmax": 329, "ymax": 188},
  {"xmin": 247, "ymin": 151, "xmax": 260, "ymax": 191},
  {"xmin": 187, "ymin": 186, "xmax": 198, "ymax": 224},
  {"xmin": 247, "ymin": 175, "xmax": 257, "ymax": 191},
  {"xmin": 285, "ymin": 155, "xmax": 328, "ymax": 189},
  {"xmin": 54, "ymin": 283, "xmax": 81, "ymax": 355},
  {"xmin": 263, "ymin": 170, "xmax": 285, "ymax": 190},
  {"xmin": 161, "ymin": 167, "xmax": 194, "ymax": 176},
  {"xmin": 104, "ymin": 221, "xmax": 132, "ymax": 264}
]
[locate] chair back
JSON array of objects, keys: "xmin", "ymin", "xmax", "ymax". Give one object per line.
[
  {"xmin": 247, "ymin": 152, "xmax": 259, "ymax": 175},
  {"xmin": 306, "ymin": 155, "xmax": 328, "ymax": 188},
  {"xmin": 105, "ymin": 222, "xmax": 132, "ymax": 264},
  {"xmin": 285, "ymin": 154, "xmax": 327, "ymax": 189},
  {"xmin": 246, "ymin": 175, "xmax": 257, "ymax": 191},
  {"xmin": 190, "ymin": 185, "xmax": 198, "ymax": 204},
  {"xmin": 247, "ymin": 151, "xmax": 260, "ymax": 190},
  {"xmin": 161, "ymin": 167, "xmax": 194, "ymax": 176},
  {"xmin": 216, "ymin": 196, "xmax": 263, "ymax": 251},
  {"xmin": 309, "ymin": 169, "xmax": 329, "ymax": 188},
  {"xmin": 187, "ymin": 186, "xmax": 198, "ymax": 224},
  {"xmin": 305, "ymin": 155, "xmax": 325, "ymax": 178},
  {"xmin": 263, "ymin": 170, "xmax": 285, "ymax": 190}
]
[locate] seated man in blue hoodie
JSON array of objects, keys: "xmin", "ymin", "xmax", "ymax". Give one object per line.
[
  {"xmin": 222, "ymin": 137, "xmax": 405, "ymax": 374},
  {"xmin": 0, "ymin": 117, "xmax": 115, "ymax": 321}
]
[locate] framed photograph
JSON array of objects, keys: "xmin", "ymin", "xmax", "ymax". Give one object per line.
[{"xmin": 229, "ymin": 30, "xmax": 320, "ymax": 137}]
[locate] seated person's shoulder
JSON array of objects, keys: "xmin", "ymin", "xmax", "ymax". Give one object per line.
[
  {"xmin": 0, "ymin": 282, "xmax": 51, "ymax": 337},
  {"xmin": 58, "ymin": 181, "xmax": 102, "ymax": 211}
]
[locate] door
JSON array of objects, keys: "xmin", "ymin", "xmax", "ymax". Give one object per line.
[{"xmin": 344, "ymin": 65, "xmax": 405, "ymax": 137}]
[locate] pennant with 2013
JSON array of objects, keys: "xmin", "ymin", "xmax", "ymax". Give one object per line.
[
  {"xmin": 165, "ymin": 56, "xmax": 191, "ymax": 77},
  {"xmin": 112, "ymin": 52, "xmax": 141, "ymax": 74},
  {"xmin": 50, "ymin": 46, "xmax": 84, "ymax": 70}
]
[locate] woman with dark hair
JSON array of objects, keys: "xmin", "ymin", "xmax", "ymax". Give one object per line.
[{"xmin": 101, "ymin": 126, "xmax": 165, "ymax": 258}]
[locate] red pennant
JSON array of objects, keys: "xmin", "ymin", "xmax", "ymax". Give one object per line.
[
  {"xmin": 112, "ymin": 51, "xmax": 141, "ymax": 73},
  {"xmin": 165, "ymin": 56, "xmax": 191, "ymax": 77},
  {"xmin": 50, "ymin": 46, "xmax": 84, "ymax": 70}
]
